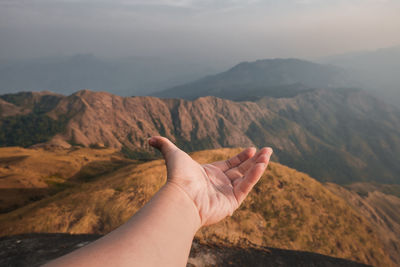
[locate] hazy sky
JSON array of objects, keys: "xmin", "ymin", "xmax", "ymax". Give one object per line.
[{"xmin": 1, "ymin": 0, "xmax": 399, "ymax": 64}]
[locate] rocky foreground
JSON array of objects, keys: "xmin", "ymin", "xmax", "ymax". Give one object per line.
[{"xmin": 0, "ymin": 234, "xmax": 370, "ymax": 267}]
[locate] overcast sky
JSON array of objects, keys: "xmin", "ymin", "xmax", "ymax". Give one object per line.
[{"xmin": 1, "ymin": 0, "xmax": 399, "ymax": 64}]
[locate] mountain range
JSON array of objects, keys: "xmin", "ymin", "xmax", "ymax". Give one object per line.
[
  {"xmin": 154, "ymin": 59, "xmax": 357, "ymax": 101},
  {"xmin": 1, "ymin": 87, "xmax": 399, "ymax": 184},
  {"xmin": 2, "ymin": 48, "xmax": 399, "ymax": 106}
]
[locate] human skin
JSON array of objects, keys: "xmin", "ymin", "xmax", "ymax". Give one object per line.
[{"xmin": 46, "ymin": 136, "xmax": 273, "ymax": 267}]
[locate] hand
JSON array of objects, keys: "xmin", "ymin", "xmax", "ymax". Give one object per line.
[
  {"xmin": 46, "ymin": 136, "xmax": 273, "ymax": 267},
  {"xmin": 149, "ymin": 136, "xmax": 273, "ymax": 226}
]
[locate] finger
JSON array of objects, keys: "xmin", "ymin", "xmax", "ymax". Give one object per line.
[
  {"xmin": 212, "ymin": 147, "xmax": 256, "ymax": 172},
  {"xmin": 225, "ymin": 147, "xmax": 271, "ymax": 181},
  {"xmin": 234, "ymin": 149, "xmax": 272, "ymax": 205},
  {"xmin": 236, "ymin": 147, "xmax": 271, "ymax": 175},
  {"xmin": 148, "ymin": 136, "xmax": 180, "ymax": 159}
]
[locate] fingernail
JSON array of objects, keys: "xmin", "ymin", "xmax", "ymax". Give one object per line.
[
  {"xmin": 256, "ymin": 154, "xmax": 269, "ymax": 164},
  {"xmin": 148, "ymin": 137, "xmax": 156, "ymax": 146},
  {"xmin": 260, "ymin": 147, "xmax": 273, "ymax": 156}
]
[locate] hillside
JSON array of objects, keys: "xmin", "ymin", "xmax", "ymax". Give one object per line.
[
  {"xmin": 345, "ymin": 182, "xmax": 400, "ymax": 198},
  {"xmin": 325, "ymin": 183, "xmax": 400, "ymax": 265},
  {"xmin": 1, "ymin": 89, "xmax": 400, "ymax": 184},
  {"xmin": 154, "ymin": 58, "xmax": 356, "ymax": 101},
  {"xmin": 256, "ymin": 89, "xmax": 400, "ymax": 183},
  {"xmin": 0, "ymin": 146, "xmax": 127, "ymax": 213},
  {"xmin": 0, "ymin": 147, "xmax": 395, "ymax": 266}
]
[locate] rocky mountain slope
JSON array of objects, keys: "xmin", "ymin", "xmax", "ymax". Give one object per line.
[
  {"xmin": 0, "ymin": 147, "xmax": 395, "ymax": 266},
  {"xmin": 2, "ymin": 89, "xmax": 399, "ymax": 184},
  {"xmin": 256, "ymin": 88, "xmax": 400, "ymax": 183}
]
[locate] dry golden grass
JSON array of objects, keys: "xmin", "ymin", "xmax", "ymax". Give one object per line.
[
  {"xmin": 0, "ymin": 147, "xmax": 394, "ymax": 266},
  {"xmin": 0, "ymin": 146, "xmax": 124, "ymax": 188},
  {"xmin": 0, "ymin": 146, "xmax": 128, "ymax": 212},
  {"xmin": 325, "ymin": 182, "xmax": 400, "ymax": 266}
]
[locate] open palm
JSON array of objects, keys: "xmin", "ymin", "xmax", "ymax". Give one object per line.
[{"xmin": 149, "ymin": 136, "xmax": 273, "ymax": 226}]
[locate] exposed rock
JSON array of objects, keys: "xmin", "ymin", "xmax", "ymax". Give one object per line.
[{"xmin": 0, "ymin": 234, "xmax": 370, "ymax": 267}]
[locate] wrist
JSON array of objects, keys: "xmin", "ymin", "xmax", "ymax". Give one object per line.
[{"xmin": 162, "ymin": 181, "xmax": 202, "ymax": 232}]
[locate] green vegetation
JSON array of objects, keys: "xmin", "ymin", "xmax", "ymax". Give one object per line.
[
  {"xmin": 121, "ymin": 146, "xmax": 158, "ymax": 161},
  {"xmin": 73, "ymin": 160, "xmax": 131, "ymax": 182},
  {"xmin": 45, "ymin": 180, "xmax": 74, "ymax": 194},
  {"xmin": 346, "ymin": 182, "xmax": 400, "ymax": 198},
  {"xmin": 0, "ymin": 113, "xmax": 68, "ymax": 147},
  {"xmin": 0, "ymin": 92, "xmax": 62, "ymax": 114},
  {"xmin": 114, "ymin": 186, "xmax": 123, "ymax": 192},
  {"xmin": 0, "ymin": 92, "xmax": 34, "ymax": 106},
  {"xmin": 177, "ymin": 136, "xmax": 215, "ymax": 152}
]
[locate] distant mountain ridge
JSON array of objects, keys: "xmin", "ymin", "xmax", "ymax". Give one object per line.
[
  {"xmin": 1, "ymin": 89, "xmax": 400, "ymax": 184},
  {"xmin": 0, "ymin": 54, "xmax": 218, "ymax": 96},
  {"xmin": 154, "ymin": 58, "xmax": 357, "ymax": 101}
]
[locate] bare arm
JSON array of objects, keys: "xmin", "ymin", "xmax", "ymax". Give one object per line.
[{"xmin": 46, "ymin": 136, "xmax": 273, "ymax": 267}]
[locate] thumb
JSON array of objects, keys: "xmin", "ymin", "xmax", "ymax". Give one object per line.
[{"xmin": 148, "ymin": 136, "xmax": 180, "ymax": 159}]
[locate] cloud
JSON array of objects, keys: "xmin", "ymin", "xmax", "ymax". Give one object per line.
[
  {"xmin": 0, "ymin": 0, "xmax": 263, "ymax": 11},
  {"xmin": 0, "ymin": 0, "xmax": 399, "ymax": 60}
]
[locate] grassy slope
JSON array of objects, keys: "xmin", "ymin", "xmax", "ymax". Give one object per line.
[
  {"xmin": 0, "ymin": 147, "xmax": 130, "ymax": 213},
  {"xmin": 325, "ymin": 183, "xmax": 400, "ymax": 265},
  {"xmin": 0, "ymin": 148, "xmax": 393, "ymax": 266},
  {"xmin": 345, "ymin": 182, "xmax": 400, "ymax": 198}
]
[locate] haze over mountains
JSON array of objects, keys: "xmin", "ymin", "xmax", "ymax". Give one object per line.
[
  {"xmin": 0, "ymin": 54, "xmax": 219, "ymax": 97},
  {"xmin": 321, "ymin": 46, "xmax": 400, "ymax": 105},
  {"xmin": 1, "ymin": 46, "xmax": 399, "ymax": 106}
]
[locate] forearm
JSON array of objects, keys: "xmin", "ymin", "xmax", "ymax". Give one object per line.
[
  {"xmin": 45, "ymin": 136, "xmax": 271, "ymax": 267},
  {"xmin": 46, "ymin": 183, "xmax": 201, "ymax": 267}
]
